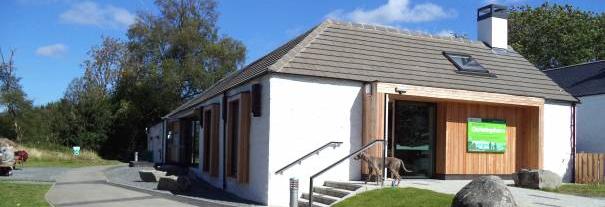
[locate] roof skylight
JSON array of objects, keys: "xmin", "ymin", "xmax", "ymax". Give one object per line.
[{"xmin": 443, "ymin": 52, "xmax": 492, "ymax": 76}]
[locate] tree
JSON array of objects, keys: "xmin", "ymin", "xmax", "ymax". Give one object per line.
[
  {"xmin": 82, "ymin": 36, "xmax": 126, "ymax": 95},
  {"xmin": 0, "ymin": 49, "xmax": 32, "ymax": 142},
  {"xmin": 105, "ymin": 0, "xmax": 246, "ymax": 158},
  {"xmin": 509, "ymin": 3, "xmax": 605, "ymax": 69}
]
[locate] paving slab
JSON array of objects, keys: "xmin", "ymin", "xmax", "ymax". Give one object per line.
[{"xmin": 46, "ymin": 166, "xmax": 196, "ymax": 207}]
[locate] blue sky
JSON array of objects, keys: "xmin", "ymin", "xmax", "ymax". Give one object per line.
[{"xmin": 0, "ymin": 0, "xmax": 603, "ymax": 106}]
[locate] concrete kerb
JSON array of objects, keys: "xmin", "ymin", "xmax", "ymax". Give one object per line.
[
  {"xmin": 44, "ymin": 181, "xmax": 58, "ymax": 207},
  {"xmin": 101, "ymin": 166, "xmax": 242, "ymax": 207}
]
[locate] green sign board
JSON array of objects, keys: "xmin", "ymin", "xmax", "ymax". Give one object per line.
[
  {"xmin": 72, "ymin": 146, "xmax": 81, "ymax": 156},
  {"xmin": 467, "ymin": 118, "xmax": 507, "ymax": 153}
]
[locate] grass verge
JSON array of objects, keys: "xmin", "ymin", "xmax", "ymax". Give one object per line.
[
  {"xmin": 0, "ymin": 181, "xmax": 51, "ymax": 207},
  {"xmin": 332, "ymin": 187, "xmax": 454, "ymax": 207},
  {"xmin": 545, "ymin": 183, "xmax": 605, "ymax": 197},
  {"xmin": 18, "ymin": 145, "xmax": 121, "ymax": 168}
]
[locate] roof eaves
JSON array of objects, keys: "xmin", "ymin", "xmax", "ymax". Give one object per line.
[
  {"xmin": 163, "ymin": 23, "xmax": 322, "ymax": 119},
  {"xmin": 543, "ymin": 60, "xmax": 605, "ymax": 72}
]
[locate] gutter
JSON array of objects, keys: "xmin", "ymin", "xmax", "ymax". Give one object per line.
[{"xmin": 571, "ymin": 102, "xmax": 577, "ymax": 183}]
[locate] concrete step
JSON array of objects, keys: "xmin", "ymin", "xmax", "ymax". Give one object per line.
[
  {"xmin": 323, "ymin": 181, "xmax": 362, "ymax": 191},
  {"xmin": 297, "ymin": 198, "xmax": 329, "ymax": 207},
  {"xmin": 313, "ymin": 186, "xmax": 352, "ymax": 198},
  {"xmin": 301, "ymin": 192, "xmax": 339, "ymax": 205}
]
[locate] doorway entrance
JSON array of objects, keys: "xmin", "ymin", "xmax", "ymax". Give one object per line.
[{"xmin": 388, "ymin": 100, "xmax": 436, "ymax": 178}]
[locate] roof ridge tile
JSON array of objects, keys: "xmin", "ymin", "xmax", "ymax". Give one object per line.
[{"xmin": 325, "ymin": 19, "xmax": 477, "ymax": 45}]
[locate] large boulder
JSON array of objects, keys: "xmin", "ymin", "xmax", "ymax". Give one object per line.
[
  {"xmin": 452, "ymin": 176, "xmax": 517, "ymax": 207},
  {"xmin": 157, "ymin": 175, "xmax": 193, "ymax": 192},
  {"xmin": 513, "ymin": 169, "xmax": 562, "ymax": 190},
  {"xmin": 157, "ymin": 175, "xmax": 180, "ymax": 191},
  {"xmin": 138, "ymin": 170, "xmax": 166, "ymax": 182}
]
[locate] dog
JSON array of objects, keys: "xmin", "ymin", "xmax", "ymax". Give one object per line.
[
  {"xmin": 14, "ymin": 150, "xmax": 28, "ymax": 169},
  {"xmin": 354, "ymin": 151, "xmax": 412, "ymax": 186}
]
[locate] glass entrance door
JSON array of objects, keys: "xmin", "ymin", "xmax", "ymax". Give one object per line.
[{"xmin": 389, "ymin": 100, "xmax": 436, "ymax": 178}]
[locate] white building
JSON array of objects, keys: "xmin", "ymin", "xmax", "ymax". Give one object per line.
[
  {"xmin": 163, "ymin": 5, "xmax": 577, "ymax": 206},
  {"xmin": 147, "ymin": 122, "xmax": 165, "ymax": 164},
  {"xmin": 545, "ymin": 60, "xmax": 605, "ymax": 154}
]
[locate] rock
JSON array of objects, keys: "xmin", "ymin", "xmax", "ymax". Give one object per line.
[
  {"xmin": 157, "ymin": 175, "xmax": 193, "ymax": 192},
  {"xmin": 452, "ymin": 176, "xmax": 517, "ymax": 207},
  {"xmin": 157, "ymin": 175, "xmax": 180, "ymax": 191},
  {"xmin": 513, "ymin": 169, "xmax": 562, "ymax": 190},
  {"xmin": 138, "ymin": 170, "xmax": 166, "ymax": 182}
]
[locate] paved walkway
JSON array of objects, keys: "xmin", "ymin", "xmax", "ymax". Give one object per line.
[
  {"xmin": 46, "ymin": 166, "xmax": 197, "ymax": 207},
  {"xmin": 354, "ymin": 179, "xmax": 605, "ymax": 207}
]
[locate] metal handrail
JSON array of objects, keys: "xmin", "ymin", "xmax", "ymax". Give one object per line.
[
  {"xmin": 274, "ymin": 141, "xmax": 343, "ymax": 175},
  {"xmin": 308, "ymin": 139, "xmax": 385, "ymax": 207}
]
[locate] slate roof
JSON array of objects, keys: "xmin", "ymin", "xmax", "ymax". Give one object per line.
[
  {"xmin": 165, "ymin": 20, "xmax": 576, "ymax": 118},
  {"xmin": 544, "ymin": 60, "xmax": 605, "ymax": 97}
]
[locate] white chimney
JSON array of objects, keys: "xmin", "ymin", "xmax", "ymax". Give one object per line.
[{"xmin": 477, "ymin": 4, "xmax": 508, "ymax": 49}]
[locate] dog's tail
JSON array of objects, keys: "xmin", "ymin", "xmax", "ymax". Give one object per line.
[{"xmin": 399, "ymin": 159, "xmax": 412, "ymax": 172}]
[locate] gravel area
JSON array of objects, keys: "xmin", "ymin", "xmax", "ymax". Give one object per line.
[
  {"xmin": 104, "ymin": 166, "xmax": 259, "ymax": 206},
  {"xmin": 0, "ymin": 167, "xmax": 69, "ymax": 182}
]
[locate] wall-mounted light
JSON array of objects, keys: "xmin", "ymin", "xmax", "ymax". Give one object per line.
[
  {"xmin": 395, "ymin": 86, "xmax": 407, "ymax": 94},
  {"xmin": 251, "ymin": 83, "xmax": 262, "ymax": 117}
]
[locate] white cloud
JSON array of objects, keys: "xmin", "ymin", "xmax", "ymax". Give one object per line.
[
  {"xmin": 327, "ymin": 0, "xmax": 456, "ymax": 25},
  {"xmin": 435, "ymin": 29, "xmax": 454, "ymax": 37},
  {"xmin": 59, "ymin": 1, "xmax": 135, "ymax": 28},
  {"xmin": 36, "ymin": 44, "xmax": 68, "ymax": 57}
]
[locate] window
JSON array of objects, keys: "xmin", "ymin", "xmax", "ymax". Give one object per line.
[
  {"xmin": 443, "ymin": 52, "xmax": 492, "ymax": 76},
  {"xmin": 202, "ymin": 110, "xmax": 212, "ymax": 172},
  {"xmin": 226, "ymin": 100, "xmax": 239, "ymax": 178},
  {"xmin": 192, "ymin": 120, "xmax": 200, "ymax": 167},
  {"xmin": 225, "ymin": 92, "xmax": 251, "ymax": 184},
  {"xmin": 202, "ymin": 105, "xmax": 220, "ymax": 177}
]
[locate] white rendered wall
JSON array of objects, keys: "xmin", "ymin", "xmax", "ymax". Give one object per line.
[
  {"xmin": 543, "ymin": 102, "xmax": 573, "ymax": 182},
  {"xmin": 197, "ymin": 75, "xmax": 271, "ymax": 204},
  {"xmin": 267, "ymin": 74, "xmax": 363, "ymax": 207},
  {"xmin": 576, "ymin": 94, "xmax": 605, "ymax": 153},
  {"xmin": 478, "ymin": 17, "xmax": 508, "ymax": 49}
]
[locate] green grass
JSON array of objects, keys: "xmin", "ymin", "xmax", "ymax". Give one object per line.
[
  {"xmin": 333, "ymin": 187, "xmax": 454, "ymax": 207},
  {"xmin": 545, "ymin": 184, "xmax": 605, "ymax": 197},
  {"xmin": 0, "ymin": 181, "xmax": 51, "ymax": 207},
  {"xmin": 18, "ymin": 145, "xmax": 122, "ymax": 168},
  {"xmin": 24, "ymin": 159, "xmax": 121, "ymax": 168}
]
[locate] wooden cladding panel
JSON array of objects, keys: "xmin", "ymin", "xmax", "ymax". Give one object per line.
[
  {"xmin": 515, "ymin": 106, "xmax": 541, "ymax": 170},
  {"xmin": 361, "ymin": 83, "xmax": 385, "ymax": 175},
  {"xmin": 439, "ymin": 102, "xmax": 540, "ymax": 175},
  {"xmin": 576, "ymin": 153, "xmax": 605, "ymax": 184},
  {"xmin": 435, "ymin": 103, "xmax": 447, "ymax": 174},
  {"xmin": 237, "ymin": 93, "xmax": 251, "ymax": 184}
]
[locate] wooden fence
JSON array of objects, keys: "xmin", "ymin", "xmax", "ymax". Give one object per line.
[{"xmin": 575, "ymin": 152, "xmax": 605, "ymax": 184}]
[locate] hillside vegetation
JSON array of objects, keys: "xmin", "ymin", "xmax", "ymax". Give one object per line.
[{"xmin": 17, "ymin": 145, "xmax": 120, "ymax": 168}]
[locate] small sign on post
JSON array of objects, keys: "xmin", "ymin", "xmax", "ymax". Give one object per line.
[{"xmin": 72, "ymin": 146, "xmax": 81, "ymax": 156}]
